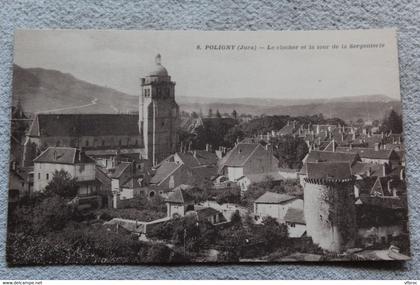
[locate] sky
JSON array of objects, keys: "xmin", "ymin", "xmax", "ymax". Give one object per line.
[{"xmin": 14, "ymin": 29, "xmax": 401, "ymax": 100}]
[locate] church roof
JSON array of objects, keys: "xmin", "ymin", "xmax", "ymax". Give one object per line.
[{"xmin": 28, "ymin": 114, "xmax": 140, "ymax": 138}]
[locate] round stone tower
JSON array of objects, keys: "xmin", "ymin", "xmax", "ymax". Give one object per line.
[{"xmin": 303, "ymin": 162, "xmax": 357, "ymax": 253}]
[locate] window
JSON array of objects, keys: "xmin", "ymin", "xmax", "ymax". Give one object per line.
[
  {"xmin": 46, "ymin": 173, "xmax": 49, "ymax": 180},
  {"xmin": 290, "ymin": 223, "xmax": 296, "ymax": 228},
  {"xmin": 38, "ymin": 173, "xmax": 40, "ymax": 180}
]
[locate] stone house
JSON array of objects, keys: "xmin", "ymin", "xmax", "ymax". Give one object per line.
[
  {"xmin": 253, "ymin": 191, "xmax": 303, "ymax": 223},
  {"xmin": 33, "ymin": 147, "xmax": 97, "ymax": 195},
  {"xmin": 219, "ymin": 143, "xmax": 279, "ymax": 182}
]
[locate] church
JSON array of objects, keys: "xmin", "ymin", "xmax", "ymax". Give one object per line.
[{"xmin": 23, "ymin": 54, "xmax": 180, "ymax": 169}]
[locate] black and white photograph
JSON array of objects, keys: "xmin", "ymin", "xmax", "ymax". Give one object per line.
[{"xmin": 7, "ymin": 29, "xmax": 410, "ymax": 265}]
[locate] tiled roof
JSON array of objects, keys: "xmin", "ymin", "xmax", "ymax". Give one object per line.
[
  {"xmin": 121, "ymin": 177, "xmax": 142, "ymax": 188},
  {"xmin": 284, "ymin": 208, "xmax": 305, "ymax": 225},
  {"xmin": 33, "ymin": 147, "xmax": 94, "ymax": 164},
  {"xmin": 221, "ymin": 143, "xmax": 262, "ymax": 167},
  {"xmin": 254, "ymin": 191, "xmax": 296, "ymax": 204},
  {"xmin": 28, "ymin": 114, "xmax": 140, "ymax": 137},
  {"xmin": 150, "ymin": 162, "xmax": 182, "ymax": 185},
  {"xmin": 306, "ymin": 162, "xmax": 352, "ymax": 179},
  {"xmin": 191, "ymin": 166, "xmax": 218, "ymax": 181},
  {"xmin": 111, "ymin": 162, "xmax": 132, "ymax": 178},
  {"xmin": 354, "ymin": 176, "xmax": 378, "ymax": 196},
  {"xmin": 176, "ymin": 151, "xmax": 217, "ymax": 168},
  {"xmin": 238, "ymin": 171, "xmax": 285, "ymax": 183},
  {"xmin": 196, "ymin": 207, "xmax": 222, "ymax": 220},
  {"xmin": 305, "ymin": 150, "xmax": 359, "ymax": 164},
  {"xmin": 351, "ymin": 162, "xmax": 385, "ymax": 177},
  {"xmin": 166, "ymin": 188, "xmax": 184, "ymax": 204},
  {"xmin": 336, "ymin": 147, "xmax": 394, "ymax": 160}
]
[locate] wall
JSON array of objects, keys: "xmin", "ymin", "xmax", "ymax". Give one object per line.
[
  {"xmin": 167, "ymin": 202, "xmax": 185, "ymax": 218},
  {"xmin": 288, "ymin": 223, "xmax": 307, "ymax": 238},
  {"xmin": 33, "ymin": 163, "xmax": 76, "ymax": 192},
  {"xmin": 227, "ymin": 166, "xmax": 243, "ymax": 181}
]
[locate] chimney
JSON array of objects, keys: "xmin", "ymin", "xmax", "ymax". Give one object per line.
[
  {"xmin": 287, "ymin": 120, "xmax": 290, "ymax": 126},
  {"xmin": 316, "ymin": 124, "xmax": 320, "ymax": 134},
  {"xmin": 205, "ymin": 144, "xmax": 210, "ymax": 152},
  {"xmin": 332, "ymin": 138, "xmax": 336, "ymax": 152},
  {"xmin": 53, "ymin": 150, "xmax": 57, "ymax": 161},
  {"xmin": 374, "ymin": 143, "xmax": 380, "ymax": 151},
  {"xmin": 180, "ymin": 141, "xmax": 184, "ymax": 153},
  {"xmin": 292, "ymin": 120, "xmax": 296, "ymax": 128},
  {"xmin": 78, "ymin": 149, "xmax": 82, "ymax": 162},
  {"xmin": 193, "ymin": 150, "xmax": 197, "ymax": 158},
  {"xmin": 352, "ymin": 132, "xmax": 356, "ymax": 141},
  {"xmin": 349, "ymin": 143, "xmax": 353, "ymax": 151},
  {"xmin": 382, "ymin": 163, "xmax": 387, "ymax": 176},
  {"xmin": 367, "ymin": 167, "xmax": 372, "ymax": 177},
  {"xmin": 400, "ymin": 168, "xmax": 405, "ymax": 181}
]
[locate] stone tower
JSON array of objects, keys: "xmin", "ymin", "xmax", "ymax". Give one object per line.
[
  {"xmin": 139, "ymin": 54, "xmax": 179, "ymax": 166},
  {"xmin": 303, "ymin": 162, "xmax": 357, "ymax": 253}
]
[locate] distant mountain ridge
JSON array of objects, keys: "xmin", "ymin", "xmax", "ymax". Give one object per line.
[{"xmin": 12, "ymin": 65, "xmax": 400, "ymax": 121}]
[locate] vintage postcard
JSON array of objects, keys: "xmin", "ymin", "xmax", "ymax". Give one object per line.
[{"xmin": 7, "ymin": 29, "xmax": 410, "ymax": 265}]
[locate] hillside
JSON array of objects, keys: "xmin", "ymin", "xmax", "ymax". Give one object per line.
[{"xmin": 12, "ymin": 64, "xmax": 138, "ymax": 114}]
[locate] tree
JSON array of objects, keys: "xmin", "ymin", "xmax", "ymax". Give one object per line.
[
  {"xmin": 44, "ymin": 170, "xmax": 79, "ymax": 198},
  {"xmin": 223, "ymin": 125, "xmax": 245, "ymax": 147},
  {"xmin": 382, "ymin": 109, "xmax": 403, "ymax": 134},
  {"xmin": 231, "ymin": 109, "xmax": 238, "ymax": 120},
  {"xmin": 230, "ymin": 210, "xmax": 242, "ymax": 226},
  {"xmin": 260, "ymin": 216, "xmax": 288, "ymax": 248},
  {"xmin": 191, "ymin": 111, "xmax": 199, "ymax": 119},
  {"xmin": 208, "ymin": 108, "xmax": 213, "ymax": 118},
  {"xmin": 216, "ymin": 109, "xmax": 222, "ymax": 118}
]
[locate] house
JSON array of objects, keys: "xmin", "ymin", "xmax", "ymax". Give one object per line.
[
  {"xmin": 237, "ymin": 171, "xmax": 285, "ymax": 192},
  {"xmin": 253, "ymin": 191, "xmax": 303, "ymax": 223},
  {"xmin": 284, "ymin": 207, "xmax": 306, "ymax": 238},
  {"xmin": 165, "ymin": 187, "xmax": 196, "ymax": 218},
  {"xmin": 150, "ymin": 150, "xmax": 218, "ymax": 190},
  {"xmin": 33, "ymin": 147, "xmax": 97, "ymax": 195},
  {"xmin": 199, "ymin": 200, "xmax": 248, "ymax": 222},
  {"xmin": 195, "ymin": 207, "xmax": 226, "ymax": 225},
  {"xmin": 219, "ymin": 143, "xmax": 279, "ymax": 182},
  {"xmin": 336, "ymin": 146, "xmax": 400, "ymax": 166}
]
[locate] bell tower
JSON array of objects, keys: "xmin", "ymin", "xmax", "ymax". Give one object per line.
[{"xmin": 139, "ymin": 54, "xmax": 179, "ymax": 166}]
